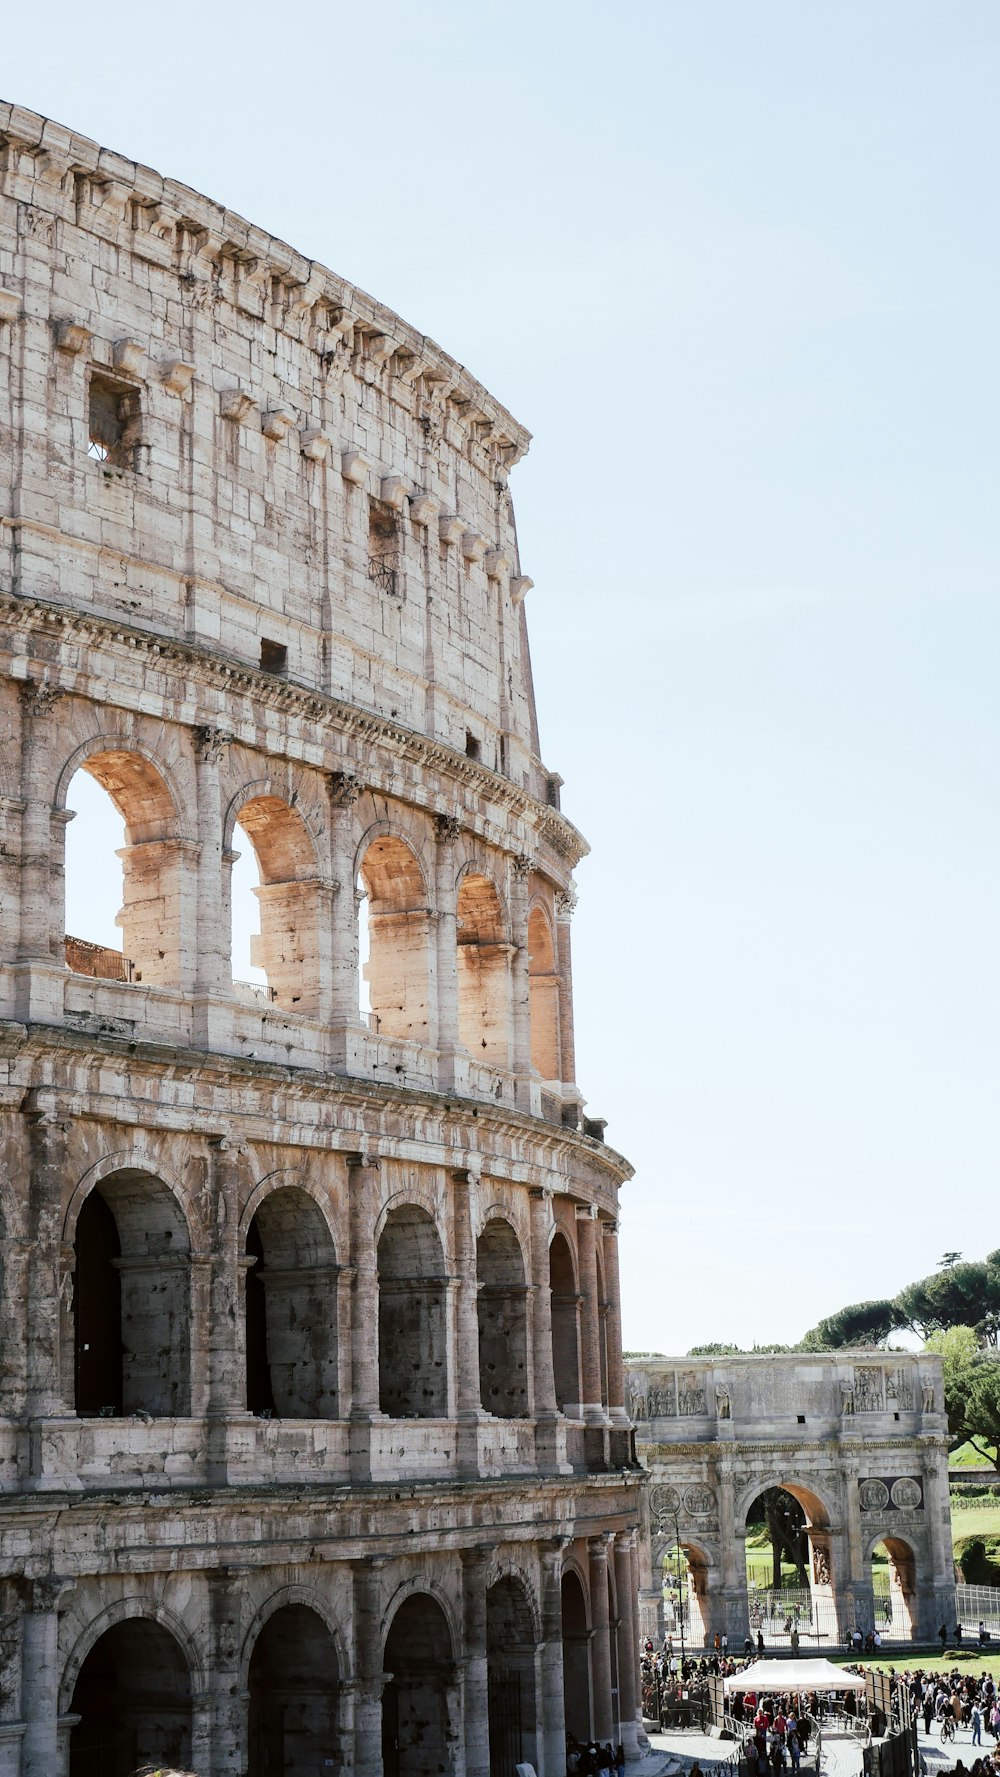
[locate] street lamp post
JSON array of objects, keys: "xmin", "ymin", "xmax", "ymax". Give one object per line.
[{"xmin": 672, "ymin": 1512, "xmax": 686, "ymax": 1685}]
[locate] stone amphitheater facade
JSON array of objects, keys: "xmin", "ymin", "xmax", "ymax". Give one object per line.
[{"xmin": 0, "ymin": 104, "xmax": 643, "ymax": 1777}]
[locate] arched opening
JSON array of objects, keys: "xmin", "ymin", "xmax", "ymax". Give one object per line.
[
  {"xmin": 244, "ymin": 1189, "xmax": 339, "ymax": 1418},
  {"xmin": 73, "ymin": 1171, "xmax": 191, "ymax": 1417},
  {"xmin": 456, "ymin": 872, "xmax": 510, "ymax": 1065},
  {"xmin": 477, "ymin": 1219, "xmax": 528, "ymax": 1418},
  {"xmin": 528, "ymin": 903, "xmax": 561, "ymax": 1080},
  {"xmin": 69, "ymin": 1618, "xmax": 192, "ymax": 1777},
  {"xmin": 359, "ymin": 836, "xmax": 430, "ymax": 1041},
  {"xmin": 64, "ymin": 752, "xmax": 183, "ymax": 987},
  {"xmin": 248, "ymin": 1603, "xmax": 343, "ymax": 1777},
  {"xmin": 872, "ymin": 1536, "xmax": 917, "ymax": 1641},
  {"xmin": 659, "ymin": 1539, "xmax": 712, "ymax": 1650},
  {"xmin": 382, "ymin": 1593, "xmax": 457, "ymax": 1777},
  {"xmin": 232, "ymin": 795, "xmax": 323, "ymax": 1015},
  {"xmin": 487, "ymin": 1576, "xmax": 539, "ymax": 1777},
  {"xmin": 560, "ymin": 1569, "xmax": 592, "ymax": 1742},
  {"xmin": 549, "ymin": 1232, "xmax": 580, "ymax": 1414},
  {"xmin": 744, "ymin": 1484, "xmax": 834, "ymax": 1647},
  {"xmin": 377, "ymin": 1205, "xmax": 447, "ymax": 1416}
]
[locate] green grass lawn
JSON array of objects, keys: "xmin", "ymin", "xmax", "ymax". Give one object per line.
[
  {"xmin": 951, "ymin": 1442, "xmax": 998, "ymax": 1470},
  {"xmin": 951, "ymin": 1502, "xmax": 1000, "ymax": 1542},
  {"xmin": 827, "ymin": 1650, "xmax": 1000, "ymax": 1683}
]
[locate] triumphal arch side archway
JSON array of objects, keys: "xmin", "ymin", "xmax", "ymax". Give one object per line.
[{"xmin": 628, "ymin": 1351, "xmax": 955, "ymax": 1646}]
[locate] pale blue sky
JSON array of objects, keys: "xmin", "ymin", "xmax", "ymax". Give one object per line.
[{"xmin": 10, "ymin": 0, "xmax": 999, "ymax": 1351}]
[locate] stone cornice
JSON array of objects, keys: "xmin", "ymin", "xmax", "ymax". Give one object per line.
[
  {"xmin": 0, "ymin": 588, "xmax": 590, "ymax": 871},
  {"xmin": 0, "ymin": 1018, "xmax": 635, "ymax": 1192},
  {"xmin": 0, "ymin": 101, "xmax": 530, "ymax": 467}
]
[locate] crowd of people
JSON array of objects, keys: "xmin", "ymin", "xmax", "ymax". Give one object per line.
[
  {"xmin": 637, "ymin": 1638, "xmax": 1000, "ymax": 1777},
  {"xmin": 565, "ymin": 1736, "xmax": 625, "ymax": 1777}
]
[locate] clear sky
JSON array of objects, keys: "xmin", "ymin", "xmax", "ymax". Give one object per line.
[{"xmin": 10, "ymin": 0, "xmax": 999, "ymax": 1354}]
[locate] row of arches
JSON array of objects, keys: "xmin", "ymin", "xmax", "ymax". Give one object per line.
[
  {"xmin": 67, "ymin": 1176, "xmax": 611, "ymax": 1423},
  {"xmin": 61, "ymin": 1556, "xmax": 634, "ymax": 1777},
  {"xmin": 56, "ymin": 747, "xmax": 567, "ymax": 1080},
  {"xmin": 657, "ymin": 1479, "xmax": 931, "ymax": 1645}
]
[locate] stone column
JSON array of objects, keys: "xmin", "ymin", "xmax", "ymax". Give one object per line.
[
  {"xmin": 435, "ymin": 815, "xmax": 461, "ymax": 1082},
  {"xmin": 554, "ymin": 887, "xmax": 577, "ymax": 1088},
  {"xmin": 920, "ymin": 1440, "xmax": 957, "ymax": 1638},
  {"xmin": 23, "ymin": 1100, "xmax": 69, "ymax": 1425},
  {"xmin": 205, "ymin": 1139, "xmax": 244, "ymax": 1472},
  {"xmin": 839, "ymin": 1453, "xmax": 874, "ymax": 1639},
  {"xmin": 20, "ymin": 1577, "xmax": 73, "ymax": 1777},
  {"xmin": 510, "ymin": 853, "xmax": 533, "ymax": 1107},
  {"xmin": 353, "ymin": 1558, "xmax": 388, "ymax": 1777},
  {"xmin": 613, "ymin": 1535, "xmax": 639, "ymax": 1757},
  {"xmin": 602, "ymin": 1222, "xmax": 629, "ymax": 1460},
  {"xmin": 716, "ymin": 1463, "xmax": 749, "ymax": 1644},
  {"xmin": 208, "ymin": 1566, "xmax": 246, "ymax": 1777},
  {"xmin": 14, "ymin": 682, "xmax": 67, "ymax": 1022},
  {"xmin": 576, "ymin": 1207, "xmax": 604, "ymax": 1423},
  {"xmin": 329, "ymin": 772, "xmax": 362, "ymax": 1059},
  {"xmin": 529, "ymin": 1188, "xmax": 565, "ymax": 1472},
  {"xmin": 539, "ymin": 1541, "xmax": 568, "ymax": 1777},
  {"xmin": 589, "ymin": 1535, "xmax": 615, "ymax": 1742},
  {"xmin": 628, "ymin": 1536, "xmax": 647, "ymax": 1749},
  {"xmin": 348, "ymin": 1154, "xmax": 381, "ymax": 1478},
  {"xmin": 462, "ymin": 1546, "xmax": 491, "ymax": 1777},
  {"xmin": 193, "ymin": 726, "xmax": 232, "ymax": 1050},
  {"xmin": 453, "ymin": 1170, "xmax": 483, "ymax": 1474}
]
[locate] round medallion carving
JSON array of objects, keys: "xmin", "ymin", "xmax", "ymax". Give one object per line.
[
  {"xmin": 649, "ymin": 1484, "xmax": 681, "ymax": 1520},
  {"xmin": 858, "ymin": 1479, "xmax": 889, "ymax": 1512},
  {"xmin": 890, "ymin": 1477, "xmax": 922, "ymax": 1510},
  {"xmin": 684, "ymin": 1484, "xmax": 716, "ymax": 1516}
]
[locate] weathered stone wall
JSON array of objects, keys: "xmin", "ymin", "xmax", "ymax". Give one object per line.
[
  {"xmin": 0, "ymin": 103, "xmax": 643, "ymax": 1777},
  {"xmin": 629, "ymin": 1351, "xmax": 955, "ymax": 1646}
]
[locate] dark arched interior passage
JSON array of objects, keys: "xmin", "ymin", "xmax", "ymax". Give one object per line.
[
  {"xmin": 74, "ymin": 1188, "xmax": 123, "ymax": 1415},
  {"xmin": 378, "ymin": 1206, "xmax": 447, "ymax": 1416},
  {"xmin": 561, "ymin": 1569, "xmax": 592, "ymax": 1741},
  {"xmin": 486, "ymin": 1576, "xmax": 538, "ymax": 1777},
  {"xmin": 248, "ymin": 1603, "xmax": 343, "ymax": 1777},
  {"xmin": 244, "ymin": 1188, "xmax": 339, "ymax": 1418},
  {"xmin": 549, "ymin": 1232, "xmax": 580, "ymax": 1413},
  {"xmin": 69, "ymin": 1618, "xmax": 191, "ymax": 1777},
  {"xmin": 73, "ymin": 1171, "xmax": 191, "ymax": 1417},
  {"xmin": 477, "ymin": 1219, "xmax": 528, "ymax": 1418},
  {"xmin": 382, "ymin": 1594, "xmax": 456, "ymax": 1777}
]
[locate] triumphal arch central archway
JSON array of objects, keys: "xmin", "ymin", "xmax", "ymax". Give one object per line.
[{"xmin": 628, "ymin": 1351, "xmax": 955, "ymax": 1646}]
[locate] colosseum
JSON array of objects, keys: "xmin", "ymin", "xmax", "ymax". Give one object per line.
[{"xmin": 0, "ymin": 103, "xmax": 643, "ymax": 1777}]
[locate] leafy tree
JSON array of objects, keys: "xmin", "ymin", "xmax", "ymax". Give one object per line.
[
  {"xmin": 894, "ymin": 1263, "xmax": 1000, "ymax": 1346},
  {"xmin": 747, "ymin": 1488, "xmax": 809, "ymax": 1589},
  {"xmin": 799, "ymin": 1299, "xmax": 898, "ymax": 1351},
  {"xmin": 926, "ymin": 1325, "xmax": 1000, "ymax": 1471},
  {"xmin": 687, "ymin": 1343, "xmax": 743, "ymax": 1357}
]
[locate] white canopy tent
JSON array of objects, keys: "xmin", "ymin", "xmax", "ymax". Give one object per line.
[{"xmin": 723, "ymin": 1660, "xmax": 866, "ymax": 1694}]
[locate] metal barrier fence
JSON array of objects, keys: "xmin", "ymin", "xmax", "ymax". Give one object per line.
[{"xmin": 955, "ymin": 1582, "xmax": 1000, "ymax": 1636}]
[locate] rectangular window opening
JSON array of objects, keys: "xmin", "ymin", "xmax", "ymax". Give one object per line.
[
  {"xmin": 260, "ymin": 638, "xmax": 288, "ymax": 675},
  {"xmin": 368, "ymin": 500, "xmax": 399, "ymax": 596},
  {"xmin": 465, "ymin": 730, "xmax": 481, "ymax": 761},
  {"xmin": 796, "ymin": 1413, "xmax": 806, "ymax": 1424},
  {"xmin": 87, "ymin": 373, "xmax": 140, "ymax": 468}
]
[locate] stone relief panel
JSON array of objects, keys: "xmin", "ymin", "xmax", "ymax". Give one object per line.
[
  {"xmin": 885, "ymin": 1368, "xmax": 914, "ymax": 1411},
  {"xmin": 858, "ymin": 1476, "xmax": 924, "ymax": 1512},
  {"xmin": 678, "ymin": 1374, "xmax": 707, "ymax": 1416},
  {"xmin": 854, "ymin": 1368, "xmax": 884, "ymax": 1413}
]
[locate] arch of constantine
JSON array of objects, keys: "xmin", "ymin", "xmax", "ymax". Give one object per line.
[
  {"xmin": 0, "ymin": 103, "xmax": 641, "ymax": 1777},
  {"xmin": 628, "ymin": 1351, "xmax": 955, "ymax": 1646}
]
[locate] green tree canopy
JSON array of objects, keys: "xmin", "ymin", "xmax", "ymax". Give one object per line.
[
  {"xmin": 926, "ymin": 1325, "xmax": 1000, "ymax": 1471},
  {"xmin": 799, "ymin": 1299, "xmax": 898, "ymax": 1351},
  {"xmin": 894, "ymin": 1262, "xmax": 1000, "ymax": 1345}
]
